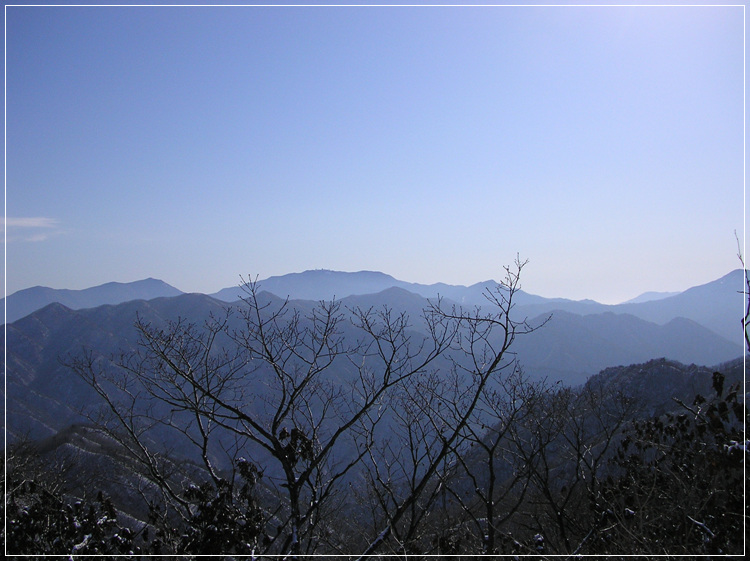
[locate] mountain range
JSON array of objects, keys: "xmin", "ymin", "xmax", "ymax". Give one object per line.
[
  {"xmin": 4, "ymin": 278, "xmax": 183, "ymax": 323},
  {"xmin": 3, "ymin": 268, "xmax": 746, "ymax": 444},
  {"xmin": 4, "ymin": 269, "xmax": 745, "ymax": 557},
  {"xmin": 4, "ymin": 268, "xmax": 745, "ymax": 341}
]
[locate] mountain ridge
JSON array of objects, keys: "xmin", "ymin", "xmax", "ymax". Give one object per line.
[
  {"xmin": 622, "ymin": 290, "xmax": 681, "ymax": 305},
  {"xmin": 5, "ymin": 287, "xmax": 742, "ymax": 442},
  {"xmin": 3, "ymin": 278, "xmax": 184, "ymax": 323},
  {"xmin": 4, "ymin": 269, "xmax": 744, "ymax": 343}
]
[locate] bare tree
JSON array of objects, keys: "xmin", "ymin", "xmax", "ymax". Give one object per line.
[
  {"xmin": 29, "ymin": 251, "xmax": 748, "ymax": 557},
  {"xmin": 69, "ymin": 274, "xmax": 460, "ymax": 557},
  {"xmin": 495, "ymin": 377, "xmax": 636, "ymax": 555},
  {"xmin": 353, "ymin": 257, "xmax": 548, "ymax": 557},
  {"xmin": 428, "ymin": 365, "xmax": 555, "ymax": 554},
  {"xmin": 736, "ymin": 231, "xmax": 750, "ymax": 353}
]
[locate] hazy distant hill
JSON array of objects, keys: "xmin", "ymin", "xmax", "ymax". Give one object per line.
[
  {"xmin": 4, "ymin": 292, "xmax": 234, "ymax": 442},
  {"xmin": 4, "ymin": 267, "xmax": 744, "ymax": 435},
  {"xmin": 3, "ymin": 278, "xmax": 184, "ymax": 323},
  {"xmin": 211, "ymin": 269, "xmax": 567, "ymax": 308},
  {"xmin": 613, "ymin": 269, "xmax": 744, "ymax": 341},
  {"xmin": 213, "ymin": 269, "xmax": 744, "ymax": 343},
  {"xmin": 7, "ymin": 270, "xmax": 743, "ymax": 344},
  {"xmin": 621, "ymin": 291, "xmax": 681, "ymax": 304},
  {"xmin": 213, "ymin": 270, "xmax": 407, "ymax": 302},
  {"xmin": 339, "ymin": 289, "xmax": 740, "ymax": 384},
  {"xmin": 513, "ymin": 310, "xmax": 741, "ymax": 385},
  {"xmin": 4, "ymin": 271, "xmax": 743, "ymax": 555},
  {"xmin": 512, "ymin": 269, "xmax": 745, "ymax": 342},
  {"xmin": 5, "ymin": 285, "xmax": 742, "ymax": 442}
]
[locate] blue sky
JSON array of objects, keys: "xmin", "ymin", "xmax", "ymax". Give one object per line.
[{"xmin": 4, "ymin": 2, "xmax": 745, "ymax": 304}]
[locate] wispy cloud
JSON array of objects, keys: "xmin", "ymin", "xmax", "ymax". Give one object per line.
[
  {"xmin": 2, "ymin": 217, "xmax": 59, "ymax": 229},
  {"xmin": 3, "ymin": 217, "xmax": 62, "ymax": 242}
]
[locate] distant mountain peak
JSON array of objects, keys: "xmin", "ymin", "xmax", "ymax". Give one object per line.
[
  {"xmin": 621, "ymin": 291, "xmax": 681, "ymax": 305},
  {"xmin": 6, "ymin": 269, "xmax": 742, "ymax": 346},
  {"xmin": 213, "ymin": 269, "xmax": 405, "ymax": 303},
  {"xmin": 284, "ymin": 269, "xmax": 397, "ymax": 279},
  {"xmin": 3, "ymin": 278, "xmax": 184, "ymax": 323}
]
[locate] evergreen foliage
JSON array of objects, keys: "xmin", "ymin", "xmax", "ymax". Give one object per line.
[{"xmin": 589, "ymin": 371, "xmax": 747, "ymax": 555}]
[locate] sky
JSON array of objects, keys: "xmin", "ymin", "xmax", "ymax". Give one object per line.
[{"xmin": 3, "ymin": 2, "xmax": 745, "ymax": 304}]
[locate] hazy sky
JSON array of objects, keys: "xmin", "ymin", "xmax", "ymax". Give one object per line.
[{"xmin": 4, "ymin": 2, "xmax": 745, "ymax": 304}]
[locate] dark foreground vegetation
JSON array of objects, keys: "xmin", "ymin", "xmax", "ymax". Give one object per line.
[{"xmin": 4, "ymin": 261, "xmax": 747, "ymax": 558}]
